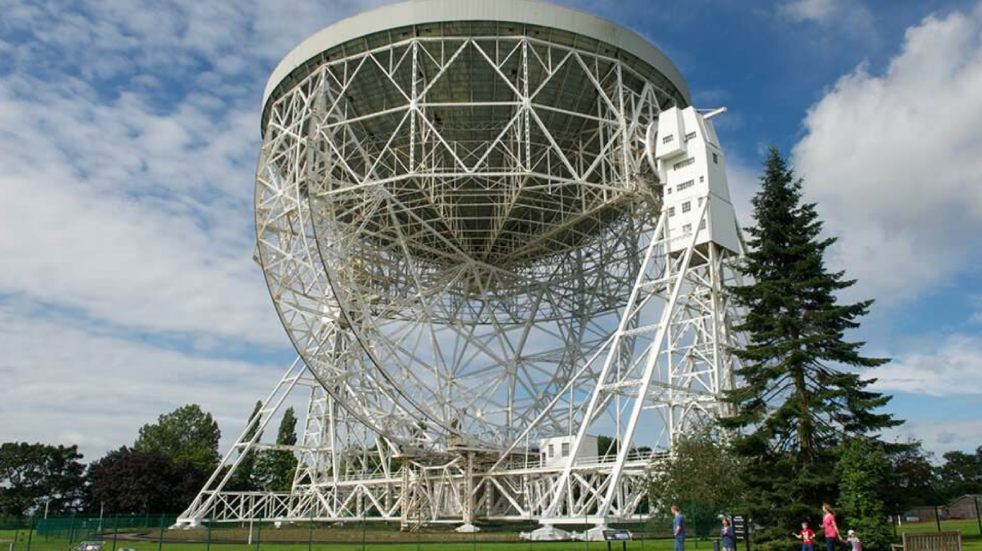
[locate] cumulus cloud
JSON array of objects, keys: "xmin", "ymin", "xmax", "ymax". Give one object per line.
[
  {"xmin": 780, "ymin": 0, "xmax": 841, "ymax": 23},
  {"xmin": 888, "ymin": 418, "xmax": 982, "ymax": 455},
  {"xmin": 778, "ymin": 0, "xmax": 875, "ymax": 40},
  {"xmin": 0, "ymin": 300, "xmax": 292, "ymax": 459},
  {"xmin": 0, "ymin": 74, "xmax": 284, "ymax": 345},
  {"xmin": 868, "ymin": 333, "xmax": 982, "ymax": 396},
  {"xmin": 0, "ymin": 0, "xmax": 385, "ymax": 457},
  {"xmin": 792, "ymin": 5, "xmax": 982, "ymax": 305}
]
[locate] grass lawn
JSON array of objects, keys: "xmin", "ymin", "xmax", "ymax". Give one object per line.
[
  {"xmin": 1, "ymin": 519, "xmax": 978, "ymax": 551},
  {"xmin": 0, "ymin": 527, "xmax": 691, "ymax": 551}
]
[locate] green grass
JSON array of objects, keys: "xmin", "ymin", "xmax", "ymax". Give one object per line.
[
  {"xmin": 1, "ymin": 520, "xmax": 978, "ymax": 551},
  {"xmin": 0, "ymin": 527, "xmax": 687, "ymax": 551},
  {"xmin": 896, "ymin": 519, "xmax": 982, "ymax": 551},
  {"xmin": 896, "ymin": 518, "xmax": 980, "ymax": 534}
]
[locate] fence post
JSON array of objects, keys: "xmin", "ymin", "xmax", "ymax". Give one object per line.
[
  {"xmin": 157, "ymin": 514, "xmax": 165, "ymax": 551},
  {"xmin": 255, "ymin": 519, "xmax": 262, "ymax": 551},
  {"xmin": 935, "ymin": 506, "xmax": 942, "ymax": 533},
  {"xmin": 975, "ymin": 496, "xmax": 981, "ymax": 536},
  {"xmin": 746, "ymin": 517, "xmax": 752, "ymax": 551},
  {"xmin": 307, "ymin": 510, "xmax": 313, "ymax": 551},
  {"xmin": 26, "ymin": 517, "xmax": 35, "ymax": 551},
  {"xmin": 69, "ymin": 514, "xmax": 77, "ymax": 545},
  {"xmin": 111, "ymin": 514, "xmax": 118, "ymax": 551},
  {"xmin": 206, "ymin": 514, "xmax": 212, "ymax": 551},
  {"xmin": 584, "ymin": 512, "xmax": 589, "ymax": 551}
]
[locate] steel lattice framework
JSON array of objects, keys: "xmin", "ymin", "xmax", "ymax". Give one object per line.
[{"xmin": 177, "ymin": 1, "xmax": 745, "ymax": 539}]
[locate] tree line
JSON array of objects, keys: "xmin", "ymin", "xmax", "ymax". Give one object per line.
[{"xmin": 0, "ymin": 403, "xmax": 298, "ymax": 517}]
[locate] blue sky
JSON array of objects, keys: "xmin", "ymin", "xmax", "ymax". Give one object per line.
[{"xmin": 1, "ymin": 0, "xmax": 980, "ymax": 461}]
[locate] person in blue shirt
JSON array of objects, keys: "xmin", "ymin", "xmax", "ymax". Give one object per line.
[
  {"xmin": 672, "ymin": 505, "xmax": 686, "ymax": 551},
  {"xmin": 721, "ymin": 516, "xmax": 736, "ymax": 551}
]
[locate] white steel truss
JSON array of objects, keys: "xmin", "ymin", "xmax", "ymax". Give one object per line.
[{"xmin": 177, "ymin": 24, "xmax": 744, "ymax": 537}]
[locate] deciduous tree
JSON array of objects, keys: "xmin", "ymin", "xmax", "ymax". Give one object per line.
[
  {"xmin": 0, "ymin": 442, "xmax": 85, "ymax": 517},
  {"xmin": 87, "ymin": 446, "xmax": 205, "ymax": 514},
  {"xmin": 134, "ymin": 404, "xmax": 220, "ymax": 474},
  {"xmin": 838, "ymin": 439, "xmax": 893, "ymax": 551},
  {"xmin": 648, "ymin": 433, "xmax": 746, "ymax": 537}
]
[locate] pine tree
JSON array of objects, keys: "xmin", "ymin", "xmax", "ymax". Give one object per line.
[
  {"xmin": 227, "ymin": 401, "xmax": 263, "ymax": 491},
  {"xmin": 723, "ymin": 149, "xmax": 900, "ymax": 550},
  {"xmin": 253, "ymin": 407, "xmax": 299, "ymax": 491}
]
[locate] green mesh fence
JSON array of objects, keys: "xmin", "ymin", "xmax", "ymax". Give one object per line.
[{"xmin": 34, "ymin": 515, "xmax": 177, "ymax": 540}]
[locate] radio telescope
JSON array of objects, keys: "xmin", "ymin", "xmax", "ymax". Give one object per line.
[{"xmin": 178, "ymin": 0, "xmax": 744, "ymax": 539}]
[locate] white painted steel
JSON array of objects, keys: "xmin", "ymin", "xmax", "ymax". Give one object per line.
[{"xmin": 177, "ymin": 0, "xmax": 744, "ymax": 534}]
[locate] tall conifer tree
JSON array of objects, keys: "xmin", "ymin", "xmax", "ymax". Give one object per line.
[
  {"xmin": 227, "ymin": 401, "xmax": 263, "ymax": 491},
  {"xmin": 253, "ymin": 407, "xmax": 299, "ymax": 491},
  {"xmin": 723, "ymin": 149, "xmax": 899, "ymax": 550}
]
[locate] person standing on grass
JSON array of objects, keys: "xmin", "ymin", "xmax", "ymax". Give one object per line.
[
  {"xmin": 672, "ymin": 505, "xmax": 686, "ymax": 551},
  {"xmin": 721, "ymin": 516, "xmax": 736, "ymax": 551},
  {"xmin": 794, "ymin": 521, "xmax": 817, "ymax": 551},
  {"xmin": 822, "ymin": 503, "xmax": 840, "ymax": 551}
]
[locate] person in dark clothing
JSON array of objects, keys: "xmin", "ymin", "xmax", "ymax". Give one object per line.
[
  {"xmin": 721, "ymin": 516, "xmax": 736, "ymax": 551},
  {"xmin": 672, "ymin": 505, "xmax": 686, "ymax": 551}
]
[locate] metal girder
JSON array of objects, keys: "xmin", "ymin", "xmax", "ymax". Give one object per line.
[{"xmin": 177, "ymin": 30, "xmax": 743, "ymax": 536}]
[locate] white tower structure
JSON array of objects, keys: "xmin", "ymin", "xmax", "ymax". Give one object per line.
[{"xmin": 177, "ymin": 0, "xmax": 744, "ymax": 539}]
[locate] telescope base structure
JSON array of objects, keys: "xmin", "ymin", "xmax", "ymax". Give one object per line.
[
  {"xmin": 177, "ymin": 198, "xmax": 744, "ymax": 535},
  {"xmin": 179, "ymin": 16, "xmax": 745, "ymax": 531},
  {"xmin": 175, "ymin": 361, "xmax": 660, "ymax": 530}
]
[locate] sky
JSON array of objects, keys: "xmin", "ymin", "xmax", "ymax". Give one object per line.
[{"xmin": 1, "ymin": 0, "xmax": 981, "ymax": 463}]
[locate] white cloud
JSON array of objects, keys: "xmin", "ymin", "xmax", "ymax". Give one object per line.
[
  {"xmin": 0, "ymin": 301, "xmax": 295, "ymax": 460},
  {"xmin": 791, "ymin": 5, "xmax": 982, "ymax": 305},
  {"xmin": 778, "ymin": 0, "xmax": 875, "ymax": 39},
  {"xmin": 0, "ymin": 0, "xmax": 383, "ymax": 459},
  {"xmin": 0, "ymin": 73, "xmax": 285, "ymax": 345},
  {"xmin": 723, "ymin": 152, "xmax": 760, "ymax": 226},
  {"xmin": 780, "ymin": 0, "xmax": 840, "ymax": 23},
  {"xmin": 0, "ymin": 0, "xmax": 392, "ymax": 346},
  {"xmin": 887, "ymin": 418, "xmax": 982, "ymax": 455},
  {"xmin": 868, "ymin": 333, "xmax": 982, "ymax": 397}
]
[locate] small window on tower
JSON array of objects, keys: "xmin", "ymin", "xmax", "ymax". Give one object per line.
[
  {"xmin": 712, "ymin": 152, "xmax": 719, "ymax": 164},
  {"xmin": 682, "ymin": 201, "xmax": 691, "ymax": 213},
  {"xmin": 699, "ymin": 175, "xmax": 705, "ymax": 183},
  {"xmin": 668, "ymin": 207, "xmax": 676, "ymax": 217},
  {"xmin": 662, "ymin": 134, "xmax": 675, "ymax": 144},
  {"xmin": 548, "ymin": 444, "xmax": 554, "ymax": 458},
  {"xmin": 561, "ymin": 442, "xmax": 570, "ymax": 457},
  {"xmin": 682, "ymin": 223, "xmax": 692, "ymax": 234}
]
